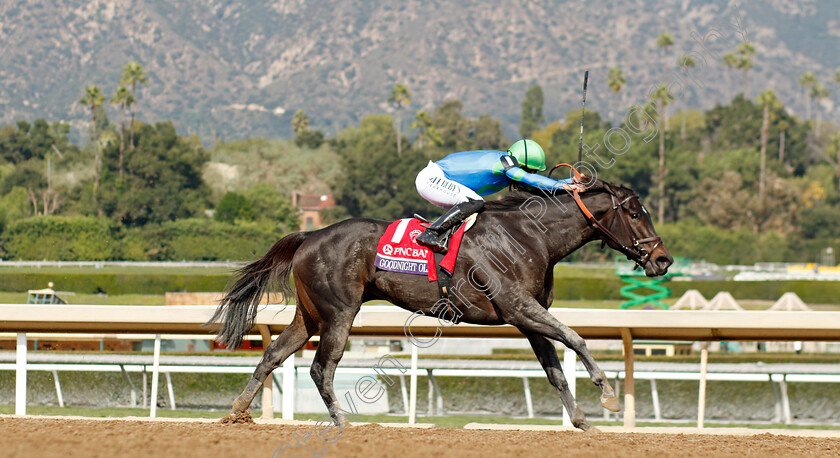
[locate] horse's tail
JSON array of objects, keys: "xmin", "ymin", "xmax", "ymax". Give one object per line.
[{"xmin": 204, "ymin": 231, "xmax": 309, "ymax": 349}]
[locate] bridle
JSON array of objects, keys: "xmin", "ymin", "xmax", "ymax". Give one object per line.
[{"xmin": 548, "ymin": 164, "xmax": 662, "ymax": 269}]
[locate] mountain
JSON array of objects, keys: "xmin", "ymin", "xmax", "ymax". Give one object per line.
[{"xmin": 0, "ymin": 0, "xmax": 838, "ymax": 144}]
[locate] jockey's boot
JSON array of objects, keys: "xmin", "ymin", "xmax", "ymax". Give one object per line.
[{"xmin": 416, "ymin": 198, "xmax": 484, "ymax": 253}]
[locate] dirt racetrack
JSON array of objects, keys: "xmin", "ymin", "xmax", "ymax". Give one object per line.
[{"xmin": 1, "ymin": 416, "xmax": 839, "ymax": 458}]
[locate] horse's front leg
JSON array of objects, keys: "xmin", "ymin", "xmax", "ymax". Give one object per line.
[
  {"xmin": 504, "ymin": 298, "xmax": 620, "ymax": 413},
  {"xmin": 522, "ymin": 329, "xmax": 594, "ymax": 431}
]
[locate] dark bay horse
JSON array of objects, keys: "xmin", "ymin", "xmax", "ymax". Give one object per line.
[{"xmin": 207, "ymin": 177, "xmax": 673, "ymax": 431}]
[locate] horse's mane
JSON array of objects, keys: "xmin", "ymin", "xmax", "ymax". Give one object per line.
[{"xmin": 484, "ymin": 177, "xmax": 635, "ymax": 211}]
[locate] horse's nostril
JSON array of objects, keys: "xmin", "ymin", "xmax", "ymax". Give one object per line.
[{"xmin": 656, "ymin": 255, "xmax": 672, "ymax": 266}]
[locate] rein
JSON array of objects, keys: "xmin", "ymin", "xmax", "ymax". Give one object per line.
[{"xmin": 548, "ymin": 164, "xmax": 661, "ymax": 268}]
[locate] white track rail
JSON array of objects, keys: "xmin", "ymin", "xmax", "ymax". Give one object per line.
[{"xmin": 2, "ymin": 304, "xmax": 840, "ymax": 427}]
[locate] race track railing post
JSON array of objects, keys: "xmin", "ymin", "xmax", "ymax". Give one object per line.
[
  {"xmin": 408, "ymin": 343, "xmax": 418, "ymax": 425},
  {"xmin": 697, "ymin": 341, "xmax": 709, "ymax": 428},
  {"xmin": 650, "ymin": 378, "xmax": 661, "ymax": 421},
  {"xmin": 562, "ymin": 347, "xmax": 577, "ymax": 426},
  {"xmin": 620, "ymin": 328, "xmax": 635, "ymax": 427},
  {"xmin": 15, "ymin": 332, "xmax": 26, "ymax": 415},
  {"xmin": 258, "ymin": 325, "xmax": 274, "ymax": 419},
  {"xmin": 522, "ymin": 377, "xmax": 534, "ymax": 419},
  {"xmin": 150, "ymin": 334, "xmax": 161, "ymax": 418},
  {"xmin": 52, "ymin": 370, "xmax": 64, "ymax": 408}
]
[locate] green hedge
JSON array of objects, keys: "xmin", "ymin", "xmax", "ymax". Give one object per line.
[
  {"xmin": 0, "ymin": 270, "xmax": 836, "ymax": 302},
  {"xmin": 1, "ymin": 216, "xmax": 284, "ymax": 262},
  {"xmin": 145, "ymin": 219, "xmax": 282, "ymax": 261},
  {"xmin": 0, "ymin": 272, "xmax": 230, "ymax": 295},
  {"xmin": 3, "ymin": 216, "xmax": 116, "ymax": 260},
  {"xmin": 551, "ymin": 277, "xmax": 840, "ymax": 304}
]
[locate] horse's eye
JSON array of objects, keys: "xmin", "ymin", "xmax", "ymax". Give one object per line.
[{"xmin": 630, "ymin": 213, "xmax": 639, "ymax": 219}]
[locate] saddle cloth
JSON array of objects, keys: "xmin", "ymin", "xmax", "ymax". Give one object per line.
[{"xmin": 374, "ymin": 214, "xmax": 477, "ymax": 281}]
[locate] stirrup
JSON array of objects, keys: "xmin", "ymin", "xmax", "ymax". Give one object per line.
[
  {"xmin": 413, "ymin": 213, "xmax": 431, "ymax": 224},
  {"xmin": 416, "ymin": 231, "xmax": 448, "ymax": 254}
]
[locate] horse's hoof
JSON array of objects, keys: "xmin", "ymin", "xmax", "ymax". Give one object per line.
[
  {"xmin": 584, "ymin": 426, "xmax": 602, "ymax": 434},
  {"xmin": 220, "ymin": 410, "xmax": 254, "ymax": 424},
  {"xmin": 601, "ymin": 394, "xmax": 620, "ymax": 412}
]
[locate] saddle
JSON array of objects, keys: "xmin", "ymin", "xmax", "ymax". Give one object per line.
[{"xmin": 374, "ymin": 215, "xmax": 478, "ymax": 307}]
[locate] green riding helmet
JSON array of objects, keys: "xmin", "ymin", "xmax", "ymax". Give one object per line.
[{"xmin": 508, "ymin": 139, "xmax": 546, "ymax": 171}]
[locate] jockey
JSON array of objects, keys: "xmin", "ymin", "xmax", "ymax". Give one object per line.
[{"xmin": 415, "ymin": 139, "xmax": 578, "ymax": 253}]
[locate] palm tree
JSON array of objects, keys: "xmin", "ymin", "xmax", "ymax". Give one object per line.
[
  {"xmin": 80, "ymin": 85, "xmax": 106, "ymax": 196},
  {"xmin": 777, "ymin": 119, "xmax": 789, "ymax": 163},
  {"xmin": 652, "ymin": 85, "xmax": 672, "ymax": 225},
  {"xmin": 757, "ymin": 90, "xmax": 781, "ymax": 200},
  {"xmin": 388, "ymin": 84, "xmax": 412, "ymax": 156},
  {"xmin": 678, "ymin": 55, "xmax": 696, "ymax": 140},
  {"xmin": 607, "ymin": 67, "xmax": 626, "ymax": 121},
  {"xmin": 120, "ymin": 62, "xmax": 148, "ymax": 149},
  {"xmin": 656, "ymin": 33, "xmax": 674, "ymax": 131},
  {"xmin": 656, "ymin": 33, "xmax": 674, "ymax": 74},
  {"xmin": 110, "ymin": 85, "xmax": 134, "ymax": 179},
  {"xmin": 812, "ymin": 83, "xmax": 830, "ymax": 135},
  {"xmin": 291, "ymin": 110, "xmax": 310, "ymax": 135},
  {"xmin": 722, "ymin": 53, "xmax": 738, "ymax": 101},
  {"xmin": 737, "ymin": 42, "xmax": 757, "ymax": 96},
  {"xmin": 799, "ymin": 71, "xmax": 817, "ymax": 120},
  {"xmin": 736, "ymin": 56, "xmax": 753, "ymax": 96}
]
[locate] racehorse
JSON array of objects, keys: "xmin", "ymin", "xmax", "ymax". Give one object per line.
[{"xmin": 206, "ymin": 176, "xmax": 673, "ymax": 431}]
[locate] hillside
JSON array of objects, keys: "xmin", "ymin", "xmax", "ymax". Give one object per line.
[{"xmin": 0, "ymin": 0, "xmax": 838, "ymax": 143}]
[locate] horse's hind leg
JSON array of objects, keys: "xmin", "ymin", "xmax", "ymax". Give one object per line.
[
  {"xmin": 310, "ymin": 319, "xmax": 355, "ymax": 427},
  {"xmin": 232, "ymin": 308, "xmax": 316, "ymax": 414},
  {"xmin": 523, "ymin": 330, "xmax": 593, "ymax": 431}
]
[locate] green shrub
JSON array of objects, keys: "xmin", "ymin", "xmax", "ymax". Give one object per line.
[
  {"xmin": 0, "ymin": 272, "xmax": 230, "ymax": 295},
  {"xmin": 147, "ymin": 218, "xmax": 282, "ymax": 261},
  {"xmin": 3, "ymin": 216, "xmax": 116, "ymax": 260}
]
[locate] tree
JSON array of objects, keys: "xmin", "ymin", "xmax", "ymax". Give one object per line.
[
  {"xmin": 292, "ymin": 109, "xmax": 310, "ymax": 135},
  {"xmin": 607, "ymin": 67, "xmax": 625, "ymax": 121},
  {"xmin": 111, "ymin": 85, "xmax": 134, "ymax": 179},
  {"xmin": 410, "ymin": 110, "xmax": 442, "ymax": 150},
  {"xmin": 811, "ymin": 83, "xmax": 829, "ymax": 135},
  {"xmin": 607, "ymin": 67, "xmax": 626, "ymax": 94},
  {"xmin": 736, "ymin": 56, "xmax": 753, "ymax": 96},
  {"xmin": 332, "ymin": 114, "xmax": 428, "ymax": 220},
  {"xmin": 652, "ymin": 85, "xmax": 672, "ymax": 224},
  {"xmin": 388, "ymin": 84, "xmax": 412, "ymax": 156},
  {"xmin": 120, "ymin": 62, "xmax": 148, "ymax": 149},
  {"xmin": 290, "ymin": 110, "xmax": 324, "ymax": 148},
  {"xmin": 800, "ymin": 71, "xmax": 817, "ymax": 120},
  {"xmin": 214, "ymin": 191, "xmax": 254, "ymax": 223},
  {"xmin": 98, "ymin": 121, "xmax": 209, "ymax": 226},
  {"xmin": 756, "ymin": 90, "xmax": 781, "ymax": 200},
  {"xmin": 678, "ymin": 55, "xmax": 696, "ymax": 140},
  {"xmin": 80, "ymin": 85, "xmax": 106, "ymax": 197},
  {"xmin": 242, "ymin": 182, "xmax": 300, "ymax": 231},
  {"xmin": 656, "ymin": 33, "xmax": 674, "ymax": 131},
  {"xmin": 722, "ymin": 53, "xmax": 738, "ymax": 101},
  {"xmin": 777, "ymin": 119, "xmax": 789, "ymax": 163},
  {"xmin": 737, "ymin": 42, "xmax": 757, "ymax": 96},
  {"xmin": 656, "ymin": 32, "xmax": 674, "ymax": 74},
  {"xmin": 520, "ymin": 83, "xmax": 544, "ymax": 137}
]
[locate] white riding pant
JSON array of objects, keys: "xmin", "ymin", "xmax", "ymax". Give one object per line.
[{"xmin": 415, "ymin": 161, "xmax": 483, "ymax": 209}]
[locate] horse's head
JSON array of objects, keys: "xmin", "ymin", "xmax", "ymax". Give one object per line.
[{"xmin": 583, "ymin": 178, "xmax": 673, "ymax": 277}]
